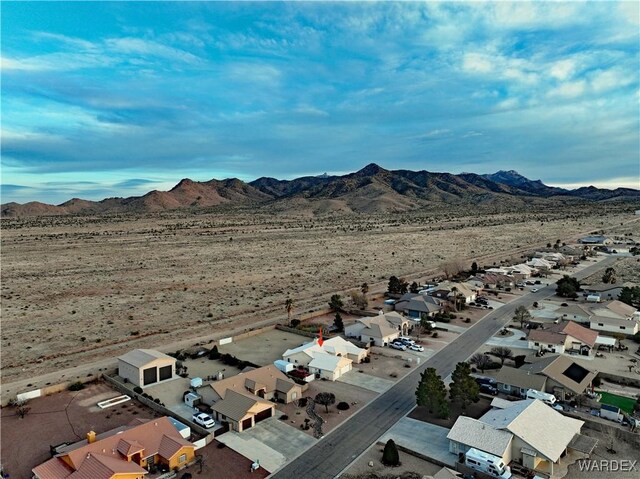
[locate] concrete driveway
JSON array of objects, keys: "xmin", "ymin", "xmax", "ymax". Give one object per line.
[
  {"xmin": 337, "ymin": 370, "xmax": 395, "ymax": 394},
  {"xmin": 486, "ymin": 327, "xmax": 527, "ymax": 349},
  {"xmin": 144, "ymin": 377, "xmax": 195, "ymax": 421},
  {"xmin": 218, "ymin": 416, "xmax": 316, "ymax": 473},
  {"xmin": 378, "ymin": 417, "xmax": 455, "ymax": 467}
]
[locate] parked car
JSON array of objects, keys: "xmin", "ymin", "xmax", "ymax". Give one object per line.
[
  {"xmin": 389, "ymin": 342, "xmax": 407, "ymax": 351},
  {"xmin": 409, "ymin": 344, "xmax": 424, "ymax": 352},
  {"xmin": 398, "ymin": 336, "xmax": 415, "ymax": 346},
  {"xmin": 531, "ymin": 288, "xmax": 539, "ymax": 293},
  {"xmin": 474, "ymin": 376, "xmax": 497, "ymax": 387},
  {"xmin": 193, "ymin": 412, "xmax": 215, "ymax": 428},
  {"xmin": 479, "ymin": 384, "xmax": 498, "ymax": 395},
  {"xmin": 553, "ymin": 404, "xmax": 565, "ymax": 411}
]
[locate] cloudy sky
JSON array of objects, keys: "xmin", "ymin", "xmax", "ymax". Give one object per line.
[{"xmin": 1, "ymin": 1, "xmax": 639, "ymax": 204}]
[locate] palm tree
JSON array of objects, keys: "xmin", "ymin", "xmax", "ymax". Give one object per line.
[{"xmin": 285, "ymin": 298, "xmax": 294, "ymax": 326}]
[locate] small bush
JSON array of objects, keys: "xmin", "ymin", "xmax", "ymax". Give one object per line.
[
  {"xmin": 432, "ymin": 332, "xmax": 438, "ymax": 338},
  {"xmin": 363, "ymin": 356, "xmax": 371, "ymax": 363},
  {"xmin": 382, "ymin": 439, "xmax": 400, "ymax": 466},
  {"xmin": 297, "ymin": 397, "xmax": 308, "ymax": 407},
  {"xmin": 68, "ymin": 381, "xmax": 85, "ymax": 391},
  {"xmin": 464, "ymin": 318, "xmax": 471, "ymax": 323},
  {"xmin": 133, "ymin": 386, "xmax": 143, "ymax": 394},
  {"xmin": 337, "ymin": 402, "xmax": 350, "ymax": 410}
]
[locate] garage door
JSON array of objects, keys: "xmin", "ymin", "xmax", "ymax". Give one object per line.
[
  {"xmin": 255, "ymin": 408, "xmax": 273, "ymax": 423},
  {"xmin": 143, "ymin": 367, "xmax": 157, "ymax": 386},
  {"xmin": 340, "ymin": 364, "xmax": 352, "ymax": 375},
  {"xmin": 159, "ymin": 365, "xmax": 172, "ymax": 381},
  {"xmin": 241, "ymin": 418, "xmax": 253, "ymax": 431}
]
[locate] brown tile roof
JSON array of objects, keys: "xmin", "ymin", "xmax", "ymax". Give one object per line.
[
  {"xmin": 521, "ymin": 355, "xmax": 596, "ymax": 395},
  {"xmin": 552, "ymin": 321, "xmax": 598, "ymax": 347},
  {"xmin": 211, "ymin": 364, "xmax": 299, "ymax": 400},
  {"xmin": 528, "ymin": 329, "xmax": 565, "ymax": 345},
  {"xmin": 211, "ymin": 389, "xmax": 273, "ymax": 422},
  {"xmin": 33, "ymin": 417, "xmax": 192, "ymax": 479},
  {"xmin": 32, "ymin": 457, "xmax": 74, "ymax": 479},
  {"xmin": 604, "ymin": 300, "xmax": 637, "ymax": 318},
  {"xmin": 158, "ymin": 435, "xmax": 189, "ymax": 460}
]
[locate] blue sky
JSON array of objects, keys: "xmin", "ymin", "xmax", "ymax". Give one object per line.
[{"xmin": 1, "ymin": 1, "xmax": 639, "ymax": 204}]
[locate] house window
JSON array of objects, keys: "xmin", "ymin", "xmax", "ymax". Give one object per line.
[
  {"xmin": 534, "ymin": 342, "xmax": 539, "ymax": 346},
  {"xmin": 179, "ymin": 453, "xmax": 187, "ymax": 463},
  {"xmin": 598, "ymin": 323, "xmax": 604, "ymax": 327},
  {"xmin": 620, "ymin": 326, "xmax": 626, "ymax": 330}
]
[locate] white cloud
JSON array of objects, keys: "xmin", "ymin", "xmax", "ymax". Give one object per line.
[
  {"xmin": 590, "ymin": 68, "xmax": 636, "ymax": 93},
  {"xmin": 105, "ymin": 37, "xmax": 201, "ymax": 64},
  {"xmin": 462, "ymin": 52, "xmax": 493, "ymax": 73},
  {"xmin": 549, "ymin": 59, "xmax": 575, "ymax": 80},
  {"xmin": 547, "ymin": 80, "xmax": 587, "ymax": 98}
]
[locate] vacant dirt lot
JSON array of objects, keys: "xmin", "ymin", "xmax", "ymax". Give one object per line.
[
  {"xmin": 342, "ymin": 442, "xmax": 442, "ymax": 478},
  {"xmin": 1, "ymin": 208, "xmax": 636, "ymax": 383},
  {"xmin": 216, "ymin": 328, "xmax": 309, "ymax": 366},
  {"xmin": 0, "ymin": 380, "xmax": 159, "ymax": 479}
]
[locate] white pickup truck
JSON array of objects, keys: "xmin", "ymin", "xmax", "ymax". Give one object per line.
[{"xmin": 192, "ymin": 412, "xmax": 215, "ymax": 428}]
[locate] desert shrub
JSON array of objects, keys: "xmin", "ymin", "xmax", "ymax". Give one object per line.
[
  {"xmin": 464, "ymin": 318, "xmax": 471, "ymax": 323},
  {"xmin": 133, "ymin": 386, "xmax": 143, "ymax": 394},
  {"xmin": 68, "ymin": 381, "xmax": 85, "ymax": 391},
  {"xmin": 290, "ymin": 319, "xmax": 301, "ymax": 328},
  {"xmin": 363, "ymin": 356, "xmax": 371, "ymax": 363},
  {"xmin": 297, "ymin": 397, "xmax": 308, "ymax": 407},
  {"xmin": 432, "ymin": 332, "xmax": 438, "ymax": 338},
  {"xmin": 154, "ymin": 398, "xmax": 161, "ymax": 404},
  {"xmin": 337, "ymin": 402, "xmax": 350, "ymax": 410}
]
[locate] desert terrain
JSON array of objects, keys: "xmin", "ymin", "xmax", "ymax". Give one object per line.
[{"xmin": 1, "ymin": 205, "xmax": 638, "ymax": 383}]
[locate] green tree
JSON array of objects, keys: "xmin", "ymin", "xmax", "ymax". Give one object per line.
[
  {"xmin": 328, "ymin": 294, "xmax": 344, "ymax": 312},
  {"xmin": 469, "ymin": 353, "xmax": 492, "ymax": 373},
  {"xmin": 419, "ymin": 313, "xmax": 434, "ymax": 338},
  {"xmin": 556, "ymin": 275, "xmax": 581, "ymax": 298},
  {"xmin": 513, "ymin": 305, "xmax": 532, "ymax": 329},
  {"xmin": 602, "ymin": 267, "xmax": 617, "ymax": 284},
  {"xmin": 388, "ymin": 276, "xmax": 402, "ymax": 294},
  {"xmin": 618, "ymin": 286, "xmax": 640, "ymax": 307},
  {"xmin": 449, "ymin": 362, "xmax": 480, "ymax": 411},
  {"xmin": 315, "ymin": 392, "xmax": 336, "ymax": 413},
  {"xmin": 382, "ymin": 439, "xmax": 400, "ymax": 466},
  {"xmin": 410, "ymin": 281, "xmax": 419, "ymax": 294},
  {"xmin": 350, "ymin": 290, "xmax": 368, "ymax": 310},
  {"xmin": 285, "ymin": 298, "xmax": 295, "ymax": 325},
  {"xmin": 333, "ymin": 311, "xmax": 344, "ymax": 332},
  {"xmin": 471, "ymin": 261, "xmax": 479, "ymax": 274},
  {"xmin": 415, "ymin": 368, "xmax": 449, "ymax": 418},
  {"xmin": 361, "ymin": 282, "xmax": 369, "ymax": 296},
  {"xmin": 489, "ymin": 346, "xmax": 514, "ymax": 366}
]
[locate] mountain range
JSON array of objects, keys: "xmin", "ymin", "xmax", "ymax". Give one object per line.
[{"xmin": 2, "ymin": 164, "xmax": 638, "ymax": 217}]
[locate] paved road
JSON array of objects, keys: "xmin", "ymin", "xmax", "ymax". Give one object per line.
[{"xmin": 271, "ymin": 256, "xmax": 617, "ymax": 479}]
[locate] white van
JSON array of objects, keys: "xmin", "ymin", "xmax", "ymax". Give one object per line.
[
  {"xmin": 526, "ymin": 389, "xmax": 557, "ymax": 405},
  {"xmin": 465, "ymin": 448, "xmax": 512, "ymax": 479}
]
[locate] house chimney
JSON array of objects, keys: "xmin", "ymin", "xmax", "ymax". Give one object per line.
[{"xmin": 87, "ymin": 431, "xmax": 96, "ymax": 444}]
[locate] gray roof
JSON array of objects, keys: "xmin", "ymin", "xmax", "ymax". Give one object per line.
[
  {"xmin": 479, "ymin": 399, "xmax": 583, "ymax": 462},
  {"xmin": 118, "ymin": 349, "xmax": 175, "ymax": 368},
  {"xmin": 495, "ymin": 366, "xmax": 547, "ymax": 391},
  {"xmin": 447, "ymin": 416, "xmax": 512, "ymax": 457},
  {"xmin": 210, "ymin": 389, "xmax": 272, "ymax": 422},
  {"xmin": 396, "ymin": 297, "xmax": 441, "ymax": 314}
]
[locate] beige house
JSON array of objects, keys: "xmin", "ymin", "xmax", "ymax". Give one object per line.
[
  {"xmin": 448, "ymin": 399, "xmax": 589, "ymax": 477},
  {"xmin": 527, "ymin": 321, "xmax": 598, "ymax": 356},
  {"xmin": 345, "ymin": 311, "xmax": 410, "ymax": 346},
  {"xmin": 202, "ymin": 365, "xmax": 302, "ymax": 432},
  {"xmin": 589, "ymin": 300, "xmax": 639, "ymax": 321},
  {"xmin": 589, "ymin": 315, "xmax": 639, "ymax": 336},
  {"xmin": 283, "ymin": 336, "xmax": 367, "ymax": 365},
  {"xmin": 118, "ymin": 349, "xmax": 176, "ymax": 388},
  {"xmin": 496, "ymin": 355, "xmax": 596, "ymax": 401}
]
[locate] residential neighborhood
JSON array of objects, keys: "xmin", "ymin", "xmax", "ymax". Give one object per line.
[{"xmin": 4, "ymin": 243, "xmax": 640, "ymax": 479}]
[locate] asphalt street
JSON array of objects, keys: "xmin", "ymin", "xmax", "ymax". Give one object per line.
[{"xmin": 271, "ymin": 255, "xmax": 618, "ymax": 479}]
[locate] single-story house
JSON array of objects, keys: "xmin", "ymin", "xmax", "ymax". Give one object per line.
[
  {"xmin": 447, "ymin": 399, "xmax": 589, "ymax": 477},
  {"xmin": 438, "ymin": 281, "xmax": 478, "ymax": 303},
  {"xmin": 283, "ymin": 336, "xmax": 367, "ymax": 366},
  {"xmin": 579, "ymin": 235, "xmax": 613, "ymax": 245},
  {"xmin": 495, "ymin": 366, "xmax": 548, "ymax": 398},
  {"xmin": 202, "ymin": 365, "xmax": 301, "ymax": 431},
  {"xmin": 345, "ymin": 311, "xmax": 410, "ymax": 346},
  {"xmin": 118, "ymin": 349, "xmax": 176, "ymax": 388},
  {"xmin": 478, "ymin": 273, "xmax": 516, "ymax": 289},
  {"xmin": 589, "ymin": 315, "xmax": 639, "ymax": 336},
  {"xmin": 504, "ymin": 264, "xmax": 533, "ymax": 280},
  {"xmin": 32, "ymin": 417, "xmax": 195, "ymax": 479},
  {"xmin": 559, "ymin": 304, "xmax": 592, "ymax": 324},
  {"xmin": 500, "ymin": 355, "xmax": 597, "ymax": 401},
  {"xmin": 308, "ymin": 352, "xmax": 353, "ymax": 381},
  {"xmin": 394, "ymin": 293, "xmax": 443, "ymax": 319},
  {"xmin": 526, "ymin": 257, "xmax": 554, "ymax": 271},
  {"xmin": 527, "ymin": 321, "xmax": 598, "ymax": 356},
  {"xmin": 589, "ymin": 300, "xmax": 639, "ymax": 321}
]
